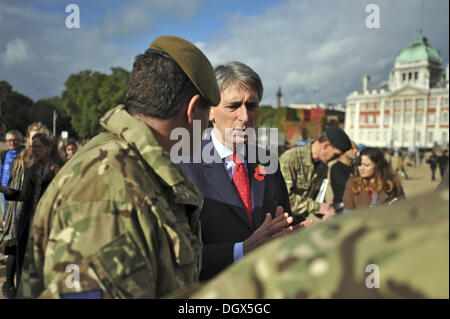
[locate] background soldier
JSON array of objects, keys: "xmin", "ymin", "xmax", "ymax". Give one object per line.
[
  {"xmin": 18, "ymin": 36, "xmax": 220, "ymax": 298},
  {"xmin": 190, "ymin": 184, "xmax": 449, "ymax": 298},
  {"xmin": 280, "ymin": 126, "xmax": 351, "ymax": 221}
]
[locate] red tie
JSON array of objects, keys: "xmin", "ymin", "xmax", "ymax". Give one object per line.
[{"xmin": 231, "ymin": 153, "xmax": 253, "ymax": 223}]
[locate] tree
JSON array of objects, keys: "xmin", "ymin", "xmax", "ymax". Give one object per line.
[
  {"xmin": 0, "ymin": 80, "xmax": 34, "ymax": 135},
  {"xmin": 60, "ymin": 67, "xmax": 129, "ymax": 138}
]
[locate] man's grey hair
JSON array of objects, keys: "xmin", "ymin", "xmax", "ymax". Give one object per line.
[
  {"xmin": 6, "ymin": 129, "xmax": 23, "ymax": 141},
  {"xmin": 214, "ymin": 61, "xmax": 263, "ymax": 101}
]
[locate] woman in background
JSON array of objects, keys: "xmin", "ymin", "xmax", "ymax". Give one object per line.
[
  {"xmin": 63, "ymin": 139, "xmax": 78, "ymax": 162},
  {"xmin": 0, "ymin": 123, "xmax": 49, "ymax": 298},
  {"xmin": 0, "ymin": 132, "xmax": 63, "ymax": 292},
  {"xmin": 343, "ymin": 147, "xmax": 405, "ymax": 212}
]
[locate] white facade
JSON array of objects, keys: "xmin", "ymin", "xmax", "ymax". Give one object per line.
[{"xmin": 345, "ymin": 36, "xmax": 449, "ymax": 149}]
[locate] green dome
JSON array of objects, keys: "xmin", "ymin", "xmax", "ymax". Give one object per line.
[{"xmin": 395, "ymin": 35, "xmax": 443, "ymax": 64}]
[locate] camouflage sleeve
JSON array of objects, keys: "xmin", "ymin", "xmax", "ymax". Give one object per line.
[
  {"xmin": 191, "ymin": 188, "xmax": 449, "ymax": 298},
  {"xmin": 19, "ymin": 200, "xmax": 160, "ymax": 299},
  {"xmin": 280, "ymin": 154, "xmax": 320, "ymax": 218}
]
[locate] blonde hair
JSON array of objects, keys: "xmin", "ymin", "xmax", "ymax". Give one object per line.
[
  {"xmin": 28, "ymin": 132, "xmax": 64, "ymax": 173},
  {"xmin": 12, "ymin": 122, "xmax": 50, "ymax": 173}
]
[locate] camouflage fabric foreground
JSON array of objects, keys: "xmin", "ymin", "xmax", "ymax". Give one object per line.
[{"xmin": 191, "ymin": 187, "xmax": 449, "ymax": 298}]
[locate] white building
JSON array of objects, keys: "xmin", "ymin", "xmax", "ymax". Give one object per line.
[{"xmin": 345, "ymin": 35, "xmax": 449, "ymax": 149}]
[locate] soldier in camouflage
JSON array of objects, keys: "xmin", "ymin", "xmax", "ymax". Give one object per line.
[
  {"xmin": 18, "ymin": 36, "xmax": 221, "ymax": 298},
  {"xmin": 190, "ymin": 184, "xmax": 449, "ymax": 298},
  {"xmin": 280, "ymin": 126, "xmax": 351, "ymax": 221}
]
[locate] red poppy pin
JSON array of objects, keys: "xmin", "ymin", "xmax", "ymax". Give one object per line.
[{"xmin": 254, "ymin": 165, "xmax": 266, "ymax": 181}]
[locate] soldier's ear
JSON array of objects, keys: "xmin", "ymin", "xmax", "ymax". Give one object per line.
[{"xmin": 186, "ymin": 94, "xmax": 202, "ymax": 125}]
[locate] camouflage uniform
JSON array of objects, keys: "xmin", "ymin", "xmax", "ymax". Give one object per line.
[
  {"xmin": 279, "ymin": 144, "xmax": 328, "ymax": 220},
  {"xmin": 18, "ymin": 105, "xmax": 203, "ymax": 298},
  {"xmin": 191, "ymin": 187, "xmax": 449, "ymax": 298}
]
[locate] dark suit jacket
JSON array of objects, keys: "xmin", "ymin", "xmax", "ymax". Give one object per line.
[{"xmin": 180, "ymin": 139, "xmax": 292, "ymax": 280}]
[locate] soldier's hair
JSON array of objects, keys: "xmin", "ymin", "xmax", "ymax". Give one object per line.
[
  {"xmin": 124, "ymin": 49, "xmax": 207, "ymax": 119},
  {"xmin": 6, "ymin": 129, "xmax": 23, "ymax": 141},
  {"xmin": 214, "ymin": 62, "xmax": 263, "ymax": 100},
  {"xmin": 317, "ymin": 131, "xmax": 329, "ymax": 143},
  {"xmin": 352, "ymin": 147, "xmax": 402, "ymax": 195}
]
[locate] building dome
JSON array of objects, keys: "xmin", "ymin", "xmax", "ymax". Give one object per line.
[{"xmin": 395, "ymin": 35, "xmax": 443, "ymax": 64}]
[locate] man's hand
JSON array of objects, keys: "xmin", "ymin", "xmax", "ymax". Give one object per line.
[
  {"xmin": 319, "ymin": 202, "xmax": 336, "ymax": 220},
  {"xmin": 243, "ymin": 206, "xmax": 294, "ymax": 254}
]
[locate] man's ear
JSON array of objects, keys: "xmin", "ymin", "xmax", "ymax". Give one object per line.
[
  {"xmin": 186, "ymin": 94, "xmax": 202, "ymax": 125},
  {"xmin": 209, "ymin": 106, "xmax": 215, "ymax": 123}
]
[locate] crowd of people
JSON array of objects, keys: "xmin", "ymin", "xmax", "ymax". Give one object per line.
[
  {"xmin": 0, "ymin": 121, "xmax": 81, "ymax": 298},
  {"xmin": 0, "ymin": 36, "xmax": 447, "ymax": 299}
]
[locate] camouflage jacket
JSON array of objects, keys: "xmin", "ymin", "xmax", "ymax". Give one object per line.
[
  {"xmin": 279, "ymin": 144, "xmax": 328, "ymax": 219},
  {"xmin": 191, "ymin": 188, "xmax": 449, "ymax": 298},
  {"xmin": 18, "ymin": 105, "xmax": 204, "ymax": 299}
]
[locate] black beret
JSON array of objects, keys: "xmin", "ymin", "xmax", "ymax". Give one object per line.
[
  {"xmin": 150, "ymin": 35, "xmax": 221, "ymax": 106},
  {"xmin": 325, "ymin": 126, "xmax": 351, "ymax": 153}
]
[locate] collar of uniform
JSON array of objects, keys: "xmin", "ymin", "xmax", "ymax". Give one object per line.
[
  {"xmin": 99, "ymin": 105, "xmax": 202, "ymax": 207},
  {"xmin": 299, "ymin": 143, "xmax": 314, "ymax": 167}
]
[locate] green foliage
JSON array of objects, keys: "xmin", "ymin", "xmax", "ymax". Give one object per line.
[
  {"xmin": 0, "ymin": 80, "xmax": 34, "ymax": 135},
  {"xmin": 60, "ymin": 67, "xmax": 129, "ymax": 138},
  {"xmin": 257, "ymin": 105, "xmax": 287, "ymax": 132}
]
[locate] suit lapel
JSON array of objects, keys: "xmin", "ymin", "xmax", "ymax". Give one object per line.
[
  {"xmin": 201, "ymin": 139, "xmax": 254, "ymax": 231},
  {"xmin": 247, "ymin": 160, "xmax": 266, "ymax": 228}
]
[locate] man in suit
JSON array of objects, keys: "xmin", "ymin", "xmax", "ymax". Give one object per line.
[{"xmin": 181, "ymin": 62, "xmax": 311, "ymax": 281}]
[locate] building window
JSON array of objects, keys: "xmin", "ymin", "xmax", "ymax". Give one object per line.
[
  {"xmin": 430, "ymin": 98, "xmax": 437, "ymax": 108},
  {"xmin": 402, "ymin": 73, "xmax": 406, "ymax": 81},
  {"xmin": 416, "ymin": 112, "xmax": 423, "ymax": 123},
  {"xmin": 442, "ymin": 132, "xmax": 448, "ymax": 145},
  {"xmin": 385, "ymin": 101, "xmax": 391, "ymax": 109},
  {"xmin": 359, "ymin": 131, "xmax": 364, "ymax": 140},
  {"xmin": 414, "ymin": 72, "xmax": 418, "ymax": 80},
  {"xmin": 375, "ymin": 131, "xmax": 380, "ymax": 141},
  {"xmin": 405, "ymin": 112, "xmax": 412, "ymax": 124},
  {"xmin": 375, "ymin": 114, "xmax": 380, "ymax": 124},
  {"xmin": 384, "ymin": 131, "xmax": 388, "ymax": 142},
  {"xmin": 384, "ymin": 113, "xmax": 390, "ymax": 124},
  {"xmin": 368, "ymin": 114, "xmax": 374, "ymax": 124},
  {"xmin": 408, "ymin": 72, "xmax": 412, "ymax": 80},
  {"xmin": 444, "ymin": 98, "xmax": 449, "ymax": 106},
  {"xmin": 394, "ymin": 100, "xmax": 402, "ymax": 110},
  {"xmin": 442, "ymin": 111, "xmax": 449, "ymax": 124},
  {"xmin": 406, "ymin": 100, "xmax": 412, "ymax": 108},
  {"xmin": 360, "ymin": 115, "xmax": 365, "ymax": 125},
  {"xmin": 404, "ymin": 131, "xmax": 410, "ymax": 142},
  {"xmin": 417, "ymin": 99, "xmax": 424, "ymax": 108},
  {"xmin": 367, "ymin": 131, "xmax": 372, "ymax": 141},
  {"xmin": 394, "ymin": 131, "xmax": 399, "ymax": 141},
  {"xmin": 416, "ymin": 131, "xmax": 421, "ymax": 143},
  {"xmin": 428, "ymin": 112, "xmax": 436, "ymax": 124},
  {"xmin": 428, "ymin": 132, "xmax": 434, "ymax": 143},
  {"xmin": 395, "ymin": 113, "xmax": 401, "ymax": 123}
]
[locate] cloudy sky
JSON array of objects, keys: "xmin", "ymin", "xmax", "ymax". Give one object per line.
[{"xmin": 0, "ymin": 0, "xmax": 448, "ymax": 107}]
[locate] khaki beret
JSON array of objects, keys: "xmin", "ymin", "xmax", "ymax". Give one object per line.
[
  {"xmin": 325, "ymin": 126, "xmax": 351, "ymax": 153},
  {"xmin": 150, "ymin": 35, "xmax": 220, "ymax": 106}
]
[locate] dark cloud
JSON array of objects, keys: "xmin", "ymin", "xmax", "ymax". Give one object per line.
[
  {"xmin": 0, "ymin": 0, "xmax": 448, "ymax": 106},
  {"xmin": 200, "ymin": 0, "xmax": 449, "ymax": 106}
]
